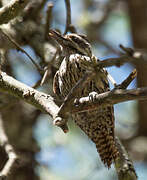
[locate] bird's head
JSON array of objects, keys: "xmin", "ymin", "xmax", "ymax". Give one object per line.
[{"xmin": 49, "ymin": 30, "xmax": 92, "ymax": 57}]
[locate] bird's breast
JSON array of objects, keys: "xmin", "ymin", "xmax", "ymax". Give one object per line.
[{"xmin": 58, "ymin": 54, "xmax": 109, "ymax": 98}]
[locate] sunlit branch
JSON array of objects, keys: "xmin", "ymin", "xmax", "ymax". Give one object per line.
[{"xmin": 0, "ymin": 0, "xmax": 29, "ymax": 25}]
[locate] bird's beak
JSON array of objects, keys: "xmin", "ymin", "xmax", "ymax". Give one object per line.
[{"xmin": 49, "ymin": 30, "xmax": 67, "ymax": 46}]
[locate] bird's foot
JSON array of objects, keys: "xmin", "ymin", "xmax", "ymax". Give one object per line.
[{"xmin": 88, "ymin": 91, "xmax": 98, "ymax": 102}]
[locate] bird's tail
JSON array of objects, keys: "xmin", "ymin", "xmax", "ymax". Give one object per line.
[{"xmin": 95, "ymin": 129, "xmax": 119, "ymax": 168}]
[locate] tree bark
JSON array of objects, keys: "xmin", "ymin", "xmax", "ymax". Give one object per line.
[
  {"xmin": 0, "ymin": 59, "xmax": 40, "ymax": 179},
  {"xmin": 0, "ymin": 96, "xmax": 40, "ymax": 180},
  {"xmin": 127, "ymin": 0, "xmax": 147, "ymax": 136}
]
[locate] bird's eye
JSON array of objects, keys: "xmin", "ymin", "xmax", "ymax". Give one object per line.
[{"xmin": 70, "ymin": 36, "xmax": 78, "ymax": 42}]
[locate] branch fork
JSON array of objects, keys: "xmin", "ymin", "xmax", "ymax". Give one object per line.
[{"xmin": 53, "ymin": 66, "xmax": 137, "ymax": 133}]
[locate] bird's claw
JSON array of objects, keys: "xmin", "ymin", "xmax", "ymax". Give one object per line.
[{"xmin": 88, "ymin": 91, "xmax": 98, "ymax": 102}]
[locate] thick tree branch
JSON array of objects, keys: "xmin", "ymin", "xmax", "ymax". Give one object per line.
[
  {"xmin": 0, "ymin": 69, "xmax": 139, "ymax": 131},
  {"xmin": 0, "ymin": 50, "xmax": 140, "ymax": 132},
  {"xmin": 54, "ymin": 60, "xmax": 137, "ymax": 127},
  {"xmin": 115, "ymin": 137, "xmax": 137, "ymax": 180},
  {"xmin": 0, "ymin": 54, "xmax": 139, "ymax": 129},
  {"xmin": 0, "ymin": 0, "xmax": 29, "ymax": 25},
  {"xmin": 0, "ymin": 71, "xmax": 59, "ymax": 120},
  {"xmin": 72, "ymin": 87, "xmax": 146, "ymax": 113},
  {"xmin": 0, "ymin": 71, "xmax": 68, "ymax": 133}
]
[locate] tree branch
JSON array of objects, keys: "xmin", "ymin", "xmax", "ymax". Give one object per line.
[
  {"xmin": 0, "ymin": 28, "xmax": 43, "ymax": 74},
  {"xmin": 0, "ymin": 0, "xmax": 29, "ymax": 25},
  {"xmin": 0, "ymin": 69, "xmax": 139, "ymax": 126},
  {"xmin": 117, "ymin": 69, "xmax": 137, "ymax": 89},
  {"xmin": 98, "ymin": 45, "xmax": 147, "ymax": 69},
  {"xmin": 0, "ymin": 49, "xmax": 140, "ymax": 132},
  {"xmin": 45, "ymin": 2, "xmax": 53, "ymax": 39},
  {"xmin": 115, "ymin": 137, "xmax": 137, "ymax": 180},
  {"xmin": 72, "ymin": 87, "xmax": 146, "ymax": 113},
  {"xmin": 0, "ymin": 71, "xmax": 58, "ymax": 120},
  {"xmin": 0, "ymin": 70, "xmax": 140, "ymax": 179},
  {"xmin": 64, "ymin": 0, "xmax": 76, "ymax": 34},
  {"xmin": 0, "ymin": 71, "xmax": 69, "ymax": 133},
  {"xmin": 64, "ymin": 0, "xmax": 71, "ymax": 34},
  {"xmin": 0, "ymin": 114, "xmax": 18, "ymax": 178},
  {"xmin": 54, "ymin": 59, "xmax": 137, "ymax": 126},
  {"xmin": 53, "ymin": 71, "xmax": 96, "ymax": 131}
]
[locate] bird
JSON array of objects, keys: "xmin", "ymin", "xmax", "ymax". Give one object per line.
[{"xmin": 49, "ymin": 30, "xmax": 119, "ymax": 168}]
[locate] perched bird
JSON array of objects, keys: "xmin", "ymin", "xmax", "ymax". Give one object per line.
[{"xmin": 49, "ymin": 30, "xmax": 119, "ymax": 168}]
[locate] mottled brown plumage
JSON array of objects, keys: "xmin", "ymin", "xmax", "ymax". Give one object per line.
[{"xmin": 50, "ymin": 30, "xmax": 119, "ymax": 168}]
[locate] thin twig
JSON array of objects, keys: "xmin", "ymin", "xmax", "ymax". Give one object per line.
[
  {"xmin": 120, "ymin": 44, "xmax": 147, "ymax": 65},
  {"xmin": 119, "ymin": 44, "xmax": 134, "ymax": 55},
  {"xmin": 64, "ymin": 0, "xmax": 76, "ymax": 34},
  {"xmin": 45, "ymin": 2, "xmax": 53, "ymax": 39},
  {"xmin": 64, "ymin": 0, "xmax": 71, "ymax": 34},
  {"xmin": 107, "ymin": 68, "xmax": 136, "ymax": 88},
  {"xmin": 116, "ymin": 69, "xmax": 137, "ymax": 89},
  {"xmin": 40, "ymin": 69, "xmax": 49, "ymax": 86},
  {"xmin": 32, "ymin": 79, "xmax": 42, "ymax": 89},
  {"xmin": 41, "ymin": 49, "xmax": 58, "ymax": 86},
  {"xmin": 0, "ymin": 115, "xmax": 18, "ymax": 178},
  {"xmin": 0, "ymin": 28, "xmax": 43, "ymax": 74}
]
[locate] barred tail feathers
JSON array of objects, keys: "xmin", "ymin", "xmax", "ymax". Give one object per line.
[
  {"xmin": 95, "ymin": 129, "xmax": 119, "ymax": 168},
  {"xmin": 73, "ymin": 107, "xmax": 119, "ymax": 168}
]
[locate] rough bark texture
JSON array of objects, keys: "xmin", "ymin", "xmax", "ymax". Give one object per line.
[{"xmin": 0, "ymin": 60, "xmax": 40, "ymax": 179}]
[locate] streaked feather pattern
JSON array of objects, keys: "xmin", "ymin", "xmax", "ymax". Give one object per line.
[{"xmin": 53, "ymin": 54, "xmax": 119, "ymax": 167}]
